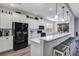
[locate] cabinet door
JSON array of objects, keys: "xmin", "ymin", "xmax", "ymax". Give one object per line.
[
  {"xmin": 13, "ymin": 13, "xmax": 20, "ymax": 22},
  {"xmin": 0, "ymin": 37, "xmax": 13, "ymax": 52},
  {"xmin": 4, "ymin": 36, "xmax": 13, "ymax": 51},
  {"xmin": 7, "ymin": 14, "xmax": 13, "ymax": 28},
  {"xmin": 0, "ymin": 37, "xmax": 10, "ymax": 52},
  {"xmin": 0, "ymin": 37, "xmax": 4, "ymax": 52},
  {"xmin": 28, "ymin": 19, "xmax": 36, "ymax": 29},
  {"xmin": 0, "ymin": 13, "xmax": 7, "ymax": 28},
  {"xmin": 0, "ymin": 13, "xmax": 12, "ymax": 28},
  {"xmin": 20, "ymin": 15, "xmax": 26, "ymax": 23},
  {"xmin": 7, "ymin": 36, "xmax": 13, "ymax": 50},
  {"xmin": 12, "ymin": 13, "xmax": 26, "ymax": 23}
]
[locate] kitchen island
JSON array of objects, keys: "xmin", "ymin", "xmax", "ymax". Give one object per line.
[{"xmin": 30, "ymin": 33, "xmax": 71, "ymax": 56}]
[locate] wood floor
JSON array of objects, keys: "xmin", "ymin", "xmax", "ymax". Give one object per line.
[{"xmin": 0, "ymin": 46, "xmax": 31, "ymax": 56}]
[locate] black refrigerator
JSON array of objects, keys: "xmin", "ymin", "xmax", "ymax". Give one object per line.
[{"xmin": 12, "ymin": 22, "xmax": 28, "ymax": 51}]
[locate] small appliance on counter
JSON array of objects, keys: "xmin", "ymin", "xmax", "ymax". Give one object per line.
[
  {"xmin": 41, "ymin": 32, "xmax": 46, "ymax": 37},
  {"xmin": 39, "ymin": 25, "xmax": 44, "ymax": 30},
  {"xmin": 37, "ymin": 30, "xmax": 42, "ymax": 33},
  {"xmin": 37, "ymin": 25, "xmax": 46, "ymax": 37}
]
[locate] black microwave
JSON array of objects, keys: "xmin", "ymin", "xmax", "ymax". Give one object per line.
[{"xmin": 39, "ymin": 26, "xmax": 44, "ymax": 30}]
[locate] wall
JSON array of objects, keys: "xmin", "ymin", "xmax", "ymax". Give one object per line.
[
  {"xmin": 69, "ymin": 15, "xmax": 75, "ymax": 37},
  {"xmin": 45, "ymin": 21, "xmax": 55, "ymax": 35},
  {"xmin": 53, "ymin": 15, "xmax": 75, "ymax": 37},
  {"xmin": 75, "ymin": 17, "xmax": 79, "ymax": 37}
]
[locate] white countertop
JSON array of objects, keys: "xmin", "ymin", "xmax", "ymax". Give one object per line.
[
  {"xmin": 30, "ymin": 33, "xmax": 71, "ymax": 44},
  {"xmin": 40, "ymin": 33, "xmax": 70, "ymax": 41}
]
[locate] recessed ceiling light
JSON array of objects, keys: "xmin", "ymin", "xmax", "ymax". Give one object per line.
[
  {"xmin": 49, "ymin": 8, "xmax": 53, "ymax": 11},
  {"xmin": 10, "ymin": 4, "xmax": 14, "ymax": 6},
  {"xmin": 34, "ymin": 12, "xmax": 38, "ymax": 15}
]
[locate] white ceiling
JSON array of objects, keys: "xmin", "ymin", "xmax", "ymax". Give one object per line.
[
  {"xmin": 0, "ymin": 3, "xmax": 71, "ymax": 21},
  {"xmin": 69, "ymin": 3, "xmax": 79, "ymax": 18}
]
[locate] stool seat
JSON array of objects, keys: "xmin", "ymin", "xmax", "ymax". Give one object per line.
[
  {"xmin": 61, "ymin": 37, "xmax": 75, "ymax": 46},
  {"xmin": 54, "ymin": 44, "xmax": 67, "ymax": 52}
]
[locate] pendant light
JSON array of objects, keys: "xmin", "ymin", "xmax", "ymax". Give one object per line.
[
  {"xmin": 54, "ymin": 3, "xmax": 58, "ymax": 19},
  {"xmin": 62, "ymin": 6, "xmax": 65, "ymax": 22},
  {"xmin": 66, "ymin": 11, "xmax": 69, "ymax": 23}
]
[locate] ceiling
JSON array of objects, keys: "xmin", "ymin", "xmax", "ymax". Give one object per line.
[
  {"xmin": 0, "ymin": 3, "xmax": 73, "ymax": 21},
  {"xmin": 69, "ymin": 3, "xmax": 79, "ymax": 18}
]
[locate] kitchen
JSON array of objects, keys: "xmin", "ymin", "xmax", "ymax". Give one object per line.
[{"xmin": 0, "ymin": 3, "xmax": 77, "ymax": 56}]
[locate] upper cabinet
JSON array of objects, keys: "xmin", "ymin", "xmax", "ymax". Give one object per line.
[
  {"xmin": 12, "ymin": 13, "xmax": 26, "ymax": 23},
  {"xmin": 0, "ymin": 12, "xmax": 13, "ymax": 28},
  {"xmin": 0, "ymin": 9, "xmax": 44, "ymax": 29},
  {"xmin": 27, "ymin": 19, "xmax": 46, "ymax": 29}
]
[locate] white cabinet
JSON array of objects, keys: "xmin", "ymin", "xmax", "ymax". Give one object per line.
[
  {"xmin": 0, "ymin": 13, "xmax": 7, "ymax": 28},
  {"xmin": 0, "ymin": 37, "xmax": 4, "ymax": 52},
  {"xmin": 28, "ymin": 19, "xmax": 46, "ymax": 29},
  {"xmin": 28, "ymin": 19, "xmax": 39, "ymax": 29},
  {"xmin": 12, "ymin": 13, "xmax": 26, "ymax": 23},
  {"xmin": 20, "ymin": 15, "xmax": 26, "ymax": 23},
  {"xmin": 8, "ymin": 14, "xmax": 13, "ymax": 28},
  {"xmin": 0, "ymin": 12, "xmax": 13, "ymax": 28},
  {"xmin": 12, "ymin": 13, "xmax": 20, "ymax": 22},
  {"xmin": 4, "ymin": 36, "xmax": 13, "ymax": 51},
  {"xmin": 0, "ymin": 36, "xmax": 13, "ymax": 52}
]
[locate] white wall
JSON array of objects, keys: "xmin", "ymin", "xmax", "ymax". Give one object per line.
[
  {"xmin": 53, "ymin": 15, "xmax": 75, "ymax": 37},
  {"xmin": 69, "ymin": 15, "xmax": 75, "ymax": 37},
  {"xmin": 75, "ymin": 18, "xmax": 79, "ymax": 37}
]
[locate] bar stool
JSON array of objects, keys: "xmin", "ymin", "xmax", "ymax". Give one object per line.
[
  {"xmin": 62, "ymin": 37, "xmax": 76, "ymax": 56},
  {"xmin": 61, "ymin": 40, "xmax": 71, "ymax": 56},
  {"xmin": 53, "ymin": 44, "xmax": 68, "ymax": 56}
]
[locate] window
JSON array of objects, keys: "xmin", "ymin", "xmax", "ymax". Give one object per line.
[{"xmin": 57, "ymin": 23, "xmax": 69, "ymax": 33}]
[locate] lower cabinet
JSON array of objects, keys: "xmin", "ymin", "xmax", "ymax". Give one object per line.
[{"xmin": 0, "ymin": 36, "xmax": 13, "ymax": 52}]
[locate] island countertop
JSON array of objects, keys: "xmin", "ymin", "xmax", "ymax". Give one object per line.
[
  {"xmin": 30, "ymin": 33, "xmax": 71, "ymax": 44},
  {"xmin": 30, "ymin": 32, "xmax": 71, "ymax": 56},
  {"xmin": 40, "ymin": 33, "xmax": 71, "ymax": 41}
]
